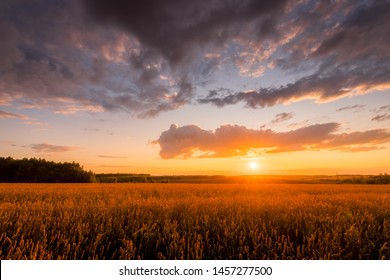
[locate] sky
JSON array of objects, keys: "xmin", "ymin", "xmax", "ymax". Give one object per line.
[{"xmin": 1, "ymin": 0, "xmax": 389, "ymax": 175}]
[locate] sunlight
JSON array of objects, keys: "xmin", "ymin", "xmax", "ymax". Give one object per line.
[{"xmin": 249, "ymin": 161, "xmax": 258, "ymax": 171}]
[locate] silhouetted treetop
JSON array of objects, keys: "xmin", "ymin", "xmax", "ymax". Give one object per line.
[{"xmin": 0, "ymin": 157, "xmax": 95, "ymax": 183}]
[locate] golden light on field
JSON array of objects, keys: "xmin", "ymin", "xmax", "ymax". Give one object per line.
[{"xmin": 1, "ymin": 183, "xmax": 389, "ymax": 260}]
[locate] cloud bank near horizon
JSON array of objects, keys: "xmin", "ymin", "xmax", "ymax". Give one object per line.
[
  {"xmin": 0, "ymin": 0, "xmax": 389, "ymax": 117},
  {"xmin": 154, "ymin": 123, "xmax": 390, "ymax": 159}
]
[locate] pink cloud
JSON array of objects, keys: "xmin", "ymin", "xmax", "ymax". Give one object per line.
[{"xmin": 0, "ymin": 109, "xmax": 28, "ymax": 120}]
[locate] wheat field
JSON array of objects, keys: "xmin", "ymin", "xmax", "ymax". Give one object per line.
[{"xmin": 0, "ymin": 183, "xmax": 389, "ymax": 260}]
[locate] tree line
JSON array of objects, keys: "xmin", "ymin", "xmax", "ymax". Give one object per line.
[
  {"xmin": 96, "ymin": 173, "xmax": 153, "ymax": 183},
  {"xmin": 1, "ymin": 156, "xmax": 389, "ymax": 184},
  {"xmin": 0, "ymin": 157, "xmax": 95, "ymax": 183},
  {"xmin": 336, "ymin": 174, "xmax": 390, "ymax": 185}
]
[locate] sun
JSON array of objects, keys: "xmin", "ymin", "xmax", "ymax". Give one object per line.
[{"xmin": 249, "ymin": 161, "xmax": 258, "ymax": 170}]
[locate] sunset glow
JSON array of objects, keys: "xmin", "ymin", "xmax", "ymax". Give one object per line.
[
  {"xmin": 249, "ymin": 161, "xmax": 259, "ymax": 171},
  {"xmin": 0, "ymin": 0, "xmax": 389, "ymax": 175}
]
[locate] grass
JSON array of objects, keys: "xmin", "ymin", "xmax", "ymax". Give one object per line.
[{"xmin": 0, "ymin": 183, "xmax": 389, "ymax": 259}]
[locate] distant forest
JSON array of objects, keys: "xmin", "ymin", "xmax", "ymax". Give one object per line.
[{"xmin": 0, "ymin": 157, "xmax": 95, "ymax": 183}]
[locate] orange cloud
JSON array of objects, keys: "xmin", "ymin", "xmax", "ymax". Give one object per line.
[
  {"xmin": 155, "ymin": 123, "xmax": 390, "ymax": 159},
  {"xmin": 97, "ymin": 155, "xmax": 128, "ymax": 159}
]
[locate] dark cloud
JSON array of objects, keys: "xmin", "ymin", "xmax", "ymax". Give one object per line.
[
  {"xmin": 83, "ymin": 0, "xmax": 287, "ymax": 65},
  {"xmin": 371, "ymin": 104, "xmax": 390, "ymax": 122},
  {"xmin": 271, "ymin": 112, "xmax": 294, "ymax": 125},
  {"xmin": 199, "ymin": 60, "xmax": 389, "ymax": 108},
  {"xmin": 0, "ymin": 0, "xmax": 388, "ymax": 117},
  {"xmin": 375, "ymin": 105, "xmax": 390, "ymax": 113},
  {"xmin": 0, "ymin": 0, "xmax": 198, "ymax": 117},
  {"xmin": 372, "ymin": 114, "xmax": 390, "ymax": 122},
  {"xmin": 82, "ymin": 0, "xmax": 291, "ymax": 117},
  {"xmin": 30, "ymin": 143, "xmax": 79, "ymax": 153},
  {"xmin": 154, "ymin": 123, "xmax": 390, "ymax": 159},
  {"xmin": 199, "ymin": 0, "xmax": 390, "ymax": 108},
  {"xmin": 336, "ymin": 105, "xmax": 366, "ymax": 112}
]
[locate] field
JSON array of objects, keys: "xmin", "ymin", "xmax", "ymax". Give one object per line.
[{"xmin": 0, "ymin": 183, "xmax": 389, "ymax": 260}]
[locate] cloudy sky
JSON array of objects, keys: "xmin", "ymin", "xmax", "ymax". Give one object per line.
[{"xmin": 1, "ymin": 0, "xmax": 389, "ymax": 175}]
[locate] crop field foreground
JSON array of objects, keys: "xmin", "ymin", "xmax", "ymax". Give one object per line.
[{"xmin": 0, "ymin": 183, "xmax": 389, "ymax": 260}]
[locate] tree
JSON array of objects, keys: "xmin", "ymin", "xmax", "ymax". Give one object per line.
[{"xmin": 0, "ymin": 157, "xmax": 96, "ymax": 183}]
